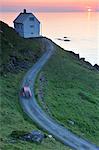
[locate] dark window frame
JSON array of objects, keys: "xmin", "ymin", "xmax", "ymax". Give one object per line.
[{"xmin": 29, "ymin": 17, "xmax": 34, "ymax": 21}]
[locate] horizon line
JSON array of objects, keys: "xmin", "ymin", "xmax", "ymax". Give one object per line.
[{"xmin": 0, "ymin": 10, "xmax": 99, "ymax": 13}]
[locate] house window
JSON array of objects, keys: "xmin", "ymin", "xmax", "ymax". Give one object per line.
[
  {"xmin": 30, "ymin": 25, "xmax": 34, "ymax": 28},
  {"xmin": 16, "ymin": 23, "xmax": 22, "ymax": 29},
  {"xmin": 16, "ymin": 23, "xmax": 19, "ymax": 28},
  {"xmin": 29, "ymin": 17, "xmax": 34, "ymax": 21}
]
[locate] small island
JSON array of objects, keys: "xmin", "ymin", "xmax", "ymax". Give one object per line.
[{"xmin": 56, "ymin": 37, "xmax": 71, "ymax": 42}]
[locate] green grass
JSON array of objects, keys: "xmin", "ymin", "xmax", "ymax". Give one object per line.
[
  {"xmin": 35, "ymin": 46, "xmax": 99, "ymax": 145},
  {"xmin": 0, "ymin": 71, "xmax": 70, "ymax": 150},
  {"xmin": 0, "ymin": 22, "xmax": 70, "ymax": 150},
  {"xmin": 0, "ymin": 21, "xmax": 45, "ymax": 69}
]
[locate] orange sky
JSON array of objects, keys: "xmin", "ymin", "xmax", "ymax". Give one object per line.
[{"xmin": 1, "ymin": 0, "xmax": 99, "ymax": 12}]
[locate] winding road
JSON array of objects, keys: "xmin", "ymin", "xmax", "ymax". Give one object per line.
[{"xmin": 20, "ymin": 39, "xmax": 99, "ymax": 150}]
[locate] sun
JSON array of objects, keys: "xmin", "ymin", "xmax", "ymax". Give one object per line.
[{"xmin": 87, "ymin": 8, "xmax": 92, "ymax": 12}]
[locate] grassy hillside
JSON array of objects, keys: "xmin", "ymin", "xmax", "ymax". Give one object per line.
[
  {"xmin": 35, "ymin": 45, "xmax": 99, "ymax": 145},
  {"xmin": 0, "ymin": 21, "xmax": 45, "ymax": 74},
  {"xmin": 0, "ymin": 22, "xmax": 70, "ymax": 150},
  {"xmin": 0, "ymin": 72, "xmax": 70, "ymax": 150}
]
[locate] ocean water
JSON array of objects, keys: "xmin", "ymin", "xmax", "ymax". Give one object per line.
[{"xmin": 0, "ymin": 12, "xmax": 99, "ymax": 65}]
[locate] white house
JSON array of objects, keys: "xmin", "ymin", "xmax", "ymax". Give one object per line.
[{"xmin": 13, "ymin": 9, "xmax": 40, "ymax": 38}]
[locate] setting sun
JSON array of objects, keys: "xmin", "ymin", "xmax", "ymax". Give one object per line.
[{"xmin": 88, "ymin": 8, "xmax": 92, "ymax": 12}]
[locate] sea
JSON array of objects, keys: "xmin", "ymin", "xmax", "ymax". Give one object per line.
[{"xmin": 0, "ymin": 12, "xmax": 99, "ymax": 65}]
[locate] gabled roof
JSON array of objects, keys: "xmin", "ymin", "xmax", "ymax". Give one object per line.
[{"xmin": 13, "ymin": 12, "xmax": 40, "ymax": 24}]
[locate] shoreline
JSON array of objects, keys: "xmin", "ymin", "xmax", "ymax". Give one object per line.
[{"xmin": 45, "ymin": 37, "xmax": 99, "ymax": 71}]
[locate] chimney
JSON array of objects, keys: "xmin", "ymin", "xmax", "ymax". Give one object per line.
[{"xmin": 23, "ymin": 9, "xmax": 26, "ymax": 13}]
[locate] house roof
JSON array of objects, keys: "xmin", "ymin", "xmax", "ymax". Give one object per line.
[{"xmin": 13, "ymin": 12, "xmax": 40, "ymax": 24}]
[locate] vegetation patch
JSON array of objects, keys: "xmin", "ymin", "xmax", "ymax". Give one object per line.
[
  {"xmin": 78, "ymin": 92, "xmax": 97, "ymax": 104},
  {"xmin": 0, "ymin": 21, "xmax": 45, "ymax": 74},
  {"xmin": 0, "ymin": 22, "xmax": 70, "ymax": 150},
  {"xmin": 35, "ymin": 46, "xmax": 99, "ymax": 145},
  {"xmin": 0, "ymin": 71, "xmax": 70, "ymax": 150}
]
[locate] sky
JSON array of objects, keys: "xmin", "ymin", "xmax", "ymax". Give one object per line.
[{"xmin": 0, "ymin": 0, "xmax": 99, "ymax": 12}]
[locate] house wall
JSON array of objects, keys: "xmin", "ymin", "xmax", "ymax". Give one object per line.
[
  {"xmin": 23, "ymin": 15, "xmax": 40, "ymax": 38},
  {"xmin": 14, "ymin": 23, "xmax": 24, "ymax": 37}
]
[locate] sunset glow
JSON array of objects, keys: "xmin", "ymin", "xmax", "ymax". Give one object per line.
[
  {"xmin": 88, "ymin": 8, "xmax": 92, "ymax": 12},
  {"xmin": 1, "ymin": 0, "xmax": 99, "ymax": 12}
]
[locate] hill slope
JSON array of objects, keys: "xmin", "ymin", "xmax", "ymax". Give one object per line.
[
  {"xmin": 35, "ymin": 45, "xmax": 99, "ymax": 145},
  {"xmin": 0, "ymin": 21, "xmax": 45, "ymax": 74},
  {"xmin": 0, "ymin": 22, "xmax": 69, "ymax": 150}
]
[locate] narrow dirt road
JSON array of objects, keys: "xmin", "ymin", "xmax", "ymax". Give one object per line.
[{"xmin": 20, "ymin": 39, "xmax": 99, "ymax": 150}]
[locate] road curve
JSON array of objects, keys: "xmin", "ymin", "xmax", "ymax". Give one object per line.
[{"xmin": 19, "ymin": 39, "xmax": 99, "ymax": 150}]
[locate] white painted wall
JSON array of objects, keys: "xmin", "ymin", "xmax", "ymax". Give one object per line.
[
  {"xmin": 14, "ymin": 14, "xmax": 40, "ymax": 38},
  {"xmin": 23, "ymin": 14, "xmax": 40, "ymax": 38}
]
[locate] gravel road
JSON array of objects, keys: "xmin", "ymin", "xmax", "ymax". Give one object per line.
[{"xmin": 20, "ymin": 38, "xmax": 99, "ymax": 150}]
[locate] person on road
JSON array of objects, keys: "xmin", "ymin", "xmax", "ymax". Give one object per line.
[{"xmin": 21, "ymin": 85, "xmax": 32, "ymax": 98}]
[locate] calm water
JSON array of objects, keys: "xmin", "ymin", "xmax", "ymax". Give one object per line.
[{"xmin": 0, "ymin": 12, "xmax": 99, "ymax": 65}]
